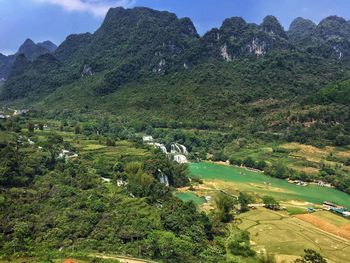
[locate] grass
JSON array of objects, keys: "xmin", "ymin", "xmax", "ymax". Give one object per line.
[
  {"xmin": 225, "ymin": 141, "xmax": 350, "ymax": 175},
  {"xmin": 189, "ymin": 162, "xmax": 350, "ymax": 209},
  {"xmin": 308, "ymin": 211, "xmax": 350, "ymax": 228},
  {"xmin": 236, "ymin": 208, "xmax": 350, "ymax": 263},
  {"xmin": 286, "ymin": 206, "xmax": 308, "ymax": 215},
  {"xmin": 32, "ymin": 128, "xmax": 150, "ymax": 163},
  {"xmin": 174, "ymin": 192, "xmax": 206, "ymax": 205}
]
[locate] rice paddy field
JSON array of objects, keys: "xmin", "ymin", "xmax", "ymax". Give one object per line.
[
  {"xmin": 236, "ymin": 208, "xmax": 350, "ymax": 263},
  {"xmin": 189, "ymin": 162, "xmax": 350, "ymax": 209},
  {"xmin": 180, "ymin": 162, "xmax": 350, "ymax": 262}
]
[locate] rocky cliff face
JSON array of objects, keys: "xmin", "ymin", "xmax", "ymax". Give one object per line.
[
  {"xmin": 288, "ymin": 17, "xmax": 316, "ymax": 44},
  {"xmin": 202, "ymin": 15, "xmax": 289, "ymax": 61},
  {"xmin": 2, "ymin": 7, "xmax": 350, "ymax": 101},
  {"xmin": 288, "ymin": 16, "xmax": 350, "ymax": 60}
]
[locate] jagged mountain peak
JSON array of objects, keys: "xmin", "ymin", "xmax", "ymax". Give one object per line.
[
  {"xmin": 288, "ymin": 17, "xmax": 316, "ymax": 44},
  {"xmin": 260, "ymin": 15, "xmax": 287, "ymax": 37},
  {"xmin": 17, "ymin": 38, "xmax": 56, "ymax": 61},
  {"xmin": 18, "ymin": 39, "xmax": 36, "ymax": 51},
  {"xmin": 316, "ymin": 15, "xmax": 350, "ymax": 40},
  {"xmin": 289, "ymin": 17, "xmax": 316, "ymax": 31},
  {"xmin": 319, "ymin": 15, "xmax": 347, "ymax": 25},
  {"xmin": 37, "ymin": 41, "xmax": 57, "ymax": 53},
  {"xmin": 99, "ymin": 6, "xmax": 198, "ymax": 37},
  {"xmin": 220, "ymin": 17, "xmax": 248, "ymax": 35}
]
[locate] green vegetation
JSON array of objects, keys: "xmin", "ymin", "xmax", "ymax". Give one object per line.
[
  {"xmin": 174, "ymin": 192, "xmax": 205, "ymax": 205},
  {"xmin": 189, "ymin": 162, "xmax": 350, "ymax": 208},
  {"xmin": 0, "ymin": 120, "xmax": 216, "ymax": 262},
  {"xmin": 1, "ymin": 7, "xmax": 349, "ymax": 262},
  {"xmin": 237, "ymin": 208, "xmax": 349, "ymax": 263},
  {"xmin": 215, "ymin": 193, "xmax": 237, "ymax": 223},
  {"xmin": 295, "ymin": 249, "xmax": 328, "ymax": 263}
]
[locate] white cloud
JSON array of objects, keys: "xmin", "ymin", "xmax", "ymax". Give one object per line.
[{"xmin": 32, "ymin": 0, "xmax": 136, "ymax": 17}]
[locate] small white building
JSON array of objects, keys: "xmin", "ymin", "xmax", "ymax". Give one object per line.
[
  {"xmin": 101, "ymin": 177, "xmax": 111, "ymax": 183},
  {"xmin": 143, "ymin": 135, "xmax": 154, "ymax": 143}
]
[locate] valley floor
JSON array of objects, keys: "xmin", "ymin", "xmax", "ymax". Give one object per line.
[
  {"xmin": 237, "ymin": 208, "xmax": 350, "ymax": 263},
  {"xmin": 177, "ymin": 162, "xmax": 350, "ymax": 262}
]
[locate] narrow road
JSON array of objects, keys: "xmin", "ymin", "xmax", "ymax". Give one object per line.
[{"xmin": 90, "ymin": 254, "xmax": 157, "ymax": 263}]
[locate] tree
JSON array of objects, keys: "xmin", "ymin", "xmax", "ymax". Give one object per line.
[
  {"xmin": 43, "ymin": 134, "xmax": 63, "ymax": 166},
  {"xmin": 5, "ymin": 120, "xmax": 13, "ymax": 131},
  {"xmin": 228, "ymin": 230, "xmax": 256, "ymax": 257},
  {"xmin": 238, "ymin": 192, "xmax": 251, "ymax": 212},
  {"xmin": 113, "ymin": 161, "xmax": 124, "ymax": 173},
  {"xmin": 144, "ymin": 231, "xmax": 195, "ymax": 263},
  {"xmin": 295, "ymin": 249, "xmax": 327, "ymax": 263},
  {"xmin": 27, "ymin": 122, "xmax": 34, "ymax": 133},
  {"xmin": 74, "ymin": 125, "xmax": 81, "ymax": 134},
  {"xmin": 215, "ymin": 193, "xmax": 236, "ymax": 222},
  {"xmin": 127, "ymin": 171, "xmax": 154, "ymax": 197},
  {"xmin": 212, "ymin": 151, "xmax": 228, "ymax": 162},
  {"xmin": 243, "ymin": 157, "xmax": 255, "ymax": 168},
  {"xmin": 255, "ymin": 160, "xmax": 267, "ymax": 170},
  {"xmin": 9, "ymin": 222, "xmax": 31, "ymax": 253},
  {"xmin": 0, "ymin": 145, "xmax": 21, "ymax": 187},
  {"xmin": 94, "ymin": 156, "xmax": 111, "ymax": 177},
  {"xmin": 265, "ymin": 163, "xmax": 290, "ymax": 179},
  {"xmin": 263, "ymin": 196, "xmax": 280, "ymax": 210},
  {"xmin": 229, "ymin": 157, "xmax": 242, "ymax": 166}
]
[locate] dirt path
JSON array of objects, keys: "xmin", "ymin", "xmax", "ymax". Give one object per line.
[{"xmin": 90, "ymin": 254, "xmax": 157, "ymax": 263}]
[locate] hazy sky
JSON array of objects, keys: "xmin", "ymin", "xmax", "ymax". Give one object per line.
[{"xmin": 1, "ymin": 0, "xmax": 350, "ymax": 55}]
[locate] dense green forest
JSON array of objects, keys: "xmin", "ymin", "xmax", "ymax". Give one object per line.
[
  {"xmin": 1, "ymin": 9, "xmax": 350, "ymax": 148},
  {"xmin": 0, "ymin": 6, "xmax": 349, "ymax": 262},
  {"xmin": 0, "ymin": 115, "xmax": 294, "ymax": 262}
]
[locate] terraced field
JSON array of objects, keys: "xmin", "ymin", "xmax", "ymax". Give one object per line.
[{"xmin": 237, "ymin": 209, "xmax": 350, "ymax": 263}]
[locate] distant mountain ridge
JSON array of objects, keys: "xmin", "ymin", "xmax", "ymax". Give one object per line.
[
  {"xmin": 0, "ymin": 39, "xmax": 57, "ymax": 80},
  {"xmin": 0, "ymin": 8, "xmax": 350, "ymax": 144}
]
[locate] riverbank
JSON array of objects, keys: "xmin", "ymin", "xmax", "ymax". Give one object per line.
[{"xmin": 188, "ymin": 162, "xmax": 350, "ymax": 209}]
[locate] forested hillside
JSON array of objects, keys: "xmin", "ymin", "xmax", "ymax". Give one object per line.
[{"xmin": 0, "ymin": 7, "xmax": 350, "ymax": 147}]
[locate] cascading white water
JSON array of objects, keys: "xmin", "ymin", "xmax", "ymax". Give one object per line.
[
  {"xmin": 171, "ymin": 143, "xmax": 188, "ymax": 155},
  {"xmin": 158, "ymin": 144, "xmax": 168, "ymax": 154},
  {"xmin": 174, "ymin": 154, "xmax": 188, "ymax": 164},
  {"xmin": 145, "ymin": 138, "xmax": 189, "ymax": 164},
  {"xmin": 179, "ymin": 144, "xmax": 188, "ymax": 155},
  {"xmin": 150, "ymin": 143, "xmax": 167, "ymax": 154},
  {"xmin": 158, "ymin": 169, "xmax": 170, "ymax": 186}
]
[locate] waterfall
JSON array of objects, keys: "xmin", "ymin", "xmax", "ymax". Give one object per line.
[
  {"xmin": 158, "ymin": 169, "xmax": 170, "ymax": 186},
  {"xmin": 149, "ymin": 143, "xmax": 168, "ymax": 154},
  {"xmin": 158, "ymin": 143, "xmax": 168, "ymax": 154},
  {"xmin": 179, "ymin": 144, "xmax": 188, "ymax": 155},
  {"xmin": 171, "ymin": 143, "xmax": 188, "ymax": 155},
  {"xmin": 174, "ymin": 154, "xmax": 188, "ymax": 164}
]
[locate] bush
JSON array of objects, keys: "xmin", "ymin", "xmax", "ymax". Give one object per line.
[
  {"xmin": 228, "ymin": 231, "xmax": 256, "ymax": 257},
  {"xmin": 211, "ymin": 151, "xmax": 228, "ymax": 162},
  {"xmin": 229, "ymin": 157, "xmax": 242, "ymax": 166},
  {"xmin": 106, "ymin": 138, "xmax": 116, "ymax": 146}
]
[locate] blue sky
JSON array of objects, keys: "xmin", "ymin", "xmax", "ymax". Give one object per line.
[{"xmin": 1, "ymin": 0, "xmax": 350, "ymax": 55}]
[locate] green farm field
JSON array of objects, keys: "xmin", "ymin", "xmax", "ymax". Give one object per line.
[
  {"xmin": 174, "ymin": 192, "xmax": 206, "ymax": 205},
  {"xmin": 236, "ymin": 208, "xmax": 350, "ymax": 263},
  {"xmin": 189, "ymin": 162, "xmax": 350, "ymax": 209}
]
